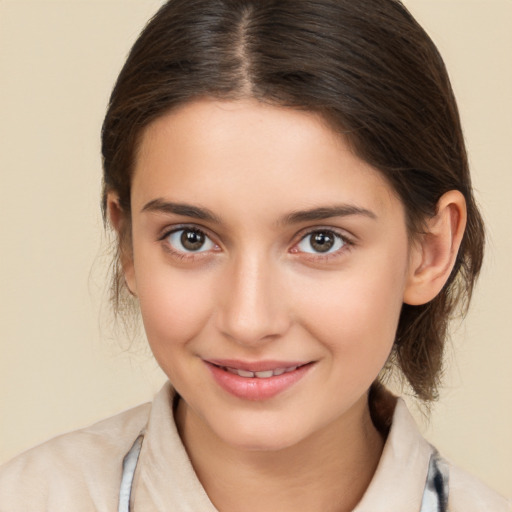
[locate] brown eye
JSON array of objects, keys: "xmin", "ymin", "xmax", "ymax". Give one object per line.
[
  {"xmin": 297, "ymin": 230, "xmax": 345, "ymax": 254},
  {"xmin": 167, "ymin": 228, "xmax": 215, "ymax": 253},
  {"xmin": 310, "ymin": 232, "xmax": 335, "ymax": 252},
  {"xmin": 181, "ymin": 229, "xmax": 205, "ymax": 251}
]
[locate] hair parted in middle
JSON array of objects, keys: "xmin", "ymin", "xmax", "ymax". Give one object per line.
[{"xmin": 101, "ymin": 0, "xmax": 485, "ymax": 402}]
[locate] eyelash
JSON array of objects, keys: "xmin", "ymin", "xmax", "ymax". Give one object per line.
[
  {"xmin": 158, "ymin": 225, "xmax": 354, "ymax": 262},
  {"xmin": 291, "ymin": 228, "xmax": 354, "ymax": 261},
  {"xmin": 158, "ymin": 225, "xmax": 219, "ymax": 261}
]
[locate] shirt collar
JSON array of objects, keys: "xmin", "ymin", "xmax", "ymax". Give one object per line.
[{"xmin": 134, "ymin": 382, "xmax": 433, "ymax": 511}]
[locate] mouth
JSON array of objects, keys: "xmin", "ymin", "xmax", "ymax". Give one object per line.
[
  {"xmin": 214, "ymin": 364, "xmax": 306, "ymax": 379},
  {"xmin": 204, "ymin": 360, "xmax": 314, "ymax": 400}
]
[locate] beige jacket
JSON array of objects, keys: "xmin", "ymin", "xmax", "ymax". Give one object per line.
[{"xmin": 0, "ymin": 382, "xmax": 509, "ymax": 511}]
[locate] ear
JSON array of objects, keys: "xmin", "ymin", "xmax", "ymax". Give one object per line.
[
  {"xmin": 106, "ymin": 192, "xmax": 137, "ymax": 297},
  {"xmin": 403, "ymin": 190, "xmax": 467, "ymax": 306}
]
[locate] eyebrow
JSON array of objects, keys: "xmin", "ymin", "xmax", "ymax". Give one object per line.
[
  {"xmin": 141, "ymin": 199, "xmax": 377, "ymax": 225},
  {"xmin": 141, "ymin": 199, "xmax": 221, "ymax": 223},
  {"xmin": 280, "ymin": 205, "xmax": 377, "ymax": 224}
]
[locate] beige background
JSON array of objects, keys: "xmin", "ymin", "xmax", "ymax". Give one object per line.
[{"xmin": 0, "ymin": 0, "xmax": 511, "ymax": 498}]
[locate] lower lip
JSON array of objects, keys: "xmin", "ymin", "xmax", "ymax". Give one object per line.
[{"xmin": 206, "ymin": 362, "xmax": 313, "ymax": 401}]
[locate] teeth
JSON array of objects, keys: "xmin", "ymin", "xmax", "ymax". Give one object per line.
[
  {"xmin": 237, "ymin": 369, "xmax": 255, "ymax": 377},
  {"xmin": 254, "ymin": 370, "xmax": 274, "ymax": 378},
  {"xmin": 224, "ymin": 365, "xmax": 301, "ymax": 378}
]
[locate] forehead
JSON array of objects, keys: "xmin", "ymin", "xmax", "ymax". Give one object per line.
[{"xmin": 132, "ymin": 98, "xmax": 403, "ymax": 223}]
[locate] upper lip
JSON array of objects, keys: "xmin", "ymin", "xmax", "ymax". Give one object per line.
[{"xmin": 205, "ymin": 359, "xmax": 311, "ymax": 372}]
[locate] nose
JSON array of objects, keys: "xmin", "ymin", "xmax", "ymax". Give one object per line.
[{"xmin": 215, "ymin": 252, "xmax": 291, "ymax": 347}]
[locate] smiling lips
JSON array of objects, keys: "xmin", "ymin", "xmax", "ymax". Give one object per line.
[
  {"xmin": 205, "ymin": 360, "xmax": 313, "ymax": 400},
  {"xmin": 224, "ymin": 365, "xmax": 300, "ymax": 378}
]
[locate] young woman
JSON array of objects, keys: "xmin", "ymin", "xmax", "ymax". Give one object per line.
[{"xmin": 0, "ymin": 1, "xmax": 510, "ymax": 510}]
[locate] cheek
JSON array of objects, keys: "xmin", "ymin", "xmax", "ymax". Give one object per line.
[
  {"xmin": 296, "ymin": 254, "xmax": 408, "ymax": 369},
  {"xmin": 134, "ymin": 260, "xmax": 216, "ymax": 355}
]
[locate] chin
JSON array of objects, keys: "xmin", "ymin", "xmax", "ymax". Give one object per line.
[
  {"xmin": 222, "ymin": 432, "xmax": 300, "ymax": 453},
  {"xmin": 210, "ymin": 413, "xmax": 312, "ymax": 453}
]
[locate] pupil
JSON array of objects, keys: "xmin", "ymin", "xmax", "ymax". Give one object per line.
[
  {"xmin": 311, "ymin": 232, "xmax": 334, "ymax": 252},
  {"xmin": 181, "ymin": 229, "xmax": 205, "ymax": 251}
]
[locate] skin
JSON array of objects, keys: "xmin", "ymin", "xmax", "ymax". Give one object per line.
[{"xmin": 108, "ymin": 98, "xmax": 466, "ymax": 512}]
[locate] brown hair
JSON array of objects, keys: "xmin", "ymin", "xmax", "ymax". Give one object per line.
[{"xmin": 101, "ymin": 0, "xmax": 484, "ymax": 402}]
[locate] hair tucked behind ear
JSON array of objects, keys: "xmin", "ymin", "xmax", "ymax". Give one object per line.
[{"xmin": 102, "ymin": 0, "xmax": 484, "ymax": 402}]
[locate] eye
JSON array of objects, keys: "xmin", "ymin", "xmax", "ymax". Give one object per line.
[
  {"xmin": 166, "ymin": 228, "xmax": 216, "ymax": 253},
  {"xmin": 296, "ymin": 230, "xmax": 346, "ymax": 254}
]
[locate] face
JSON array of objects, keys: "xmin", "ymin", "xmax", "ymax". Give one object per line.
[{"xmin": 122, "ymin": 99, "xmax": 415, "ymax": 451}]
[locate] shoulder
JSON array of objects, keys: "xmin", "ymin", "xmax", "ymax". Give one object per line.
[
  {"xmin": 363, "ymin": 391, "xmax": 510, "ymax": 512},
  {"xmin": 0, "ymin": 401, "xmax": 151, "ymax": 512},
  {"xmin": 447, "ymin": 462, "xmax": 511, "ymax": 512},
  {"xmin": 389, "ymin": 395, "xmax": 511, "ymax": 511}
]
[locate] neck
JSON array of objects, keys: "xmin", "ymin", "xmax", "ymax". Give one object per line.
[{"xmin": 176, "ymin": 395, "xmax": 385, "ymax": 512}]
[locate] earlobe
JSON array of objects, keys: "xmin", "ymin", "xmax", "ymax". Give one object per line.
[
  {"xmin": 403, "ymin": 190, "xmax": 467, "ymax": 306},
  {"xmin": 106, "ymin": 192, "xmax": 137, "ymax": 297}
]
